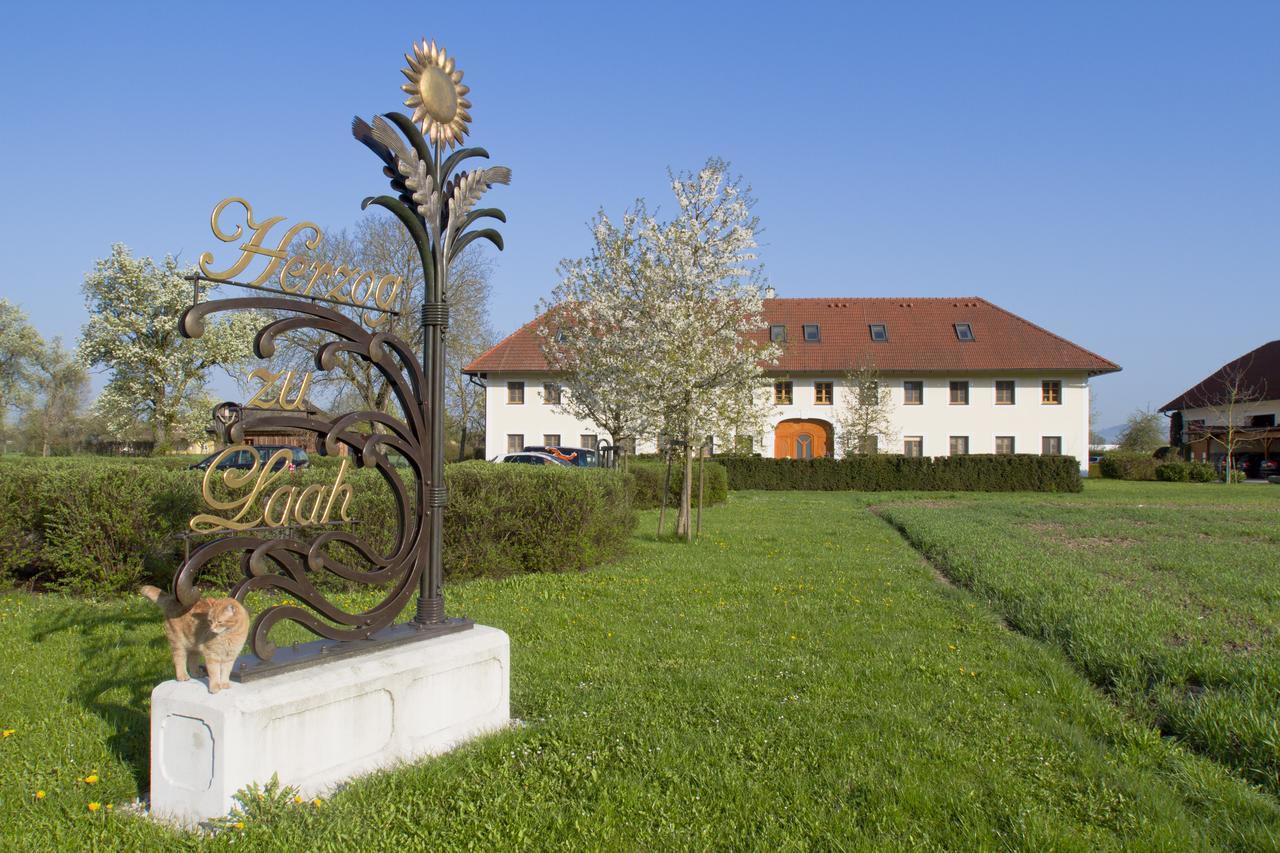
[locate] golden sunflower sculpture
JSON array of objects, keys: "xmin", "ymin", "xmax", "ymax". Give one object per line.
[{"xmin": 401, "ymin": 39, "xmax": 472, "ymax": 149}]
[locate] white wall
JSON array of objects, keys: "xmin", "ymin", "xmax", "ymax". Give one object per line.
[
  {"xmin": 1176, "ymin": 399, "xmax": 1280, "ymax": 429},
  {"xmin": 480, "ymin": 372, "xmax": 1092, "ymax": 470}
]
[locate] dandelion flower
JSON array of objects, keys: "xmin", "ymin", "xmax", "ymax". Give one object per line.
[
  {"xmin": 2, "ymin": 729, "xmax": 14, "ymax": 738},
  {"xmin": 87, "ymin": 802, "xmax": 101, "ymax": 812},
  {"xmin": 83, "ymin": 774, "xmax": 99, "ymax": 785},
  {"xmin": 234, "ymin": 821, "xmax": 245, "ymax": 830},
  {"xmin": 311, "ymin": 798, "xmax": 322, "ymax": 807},
  {"xmin": 35, "ymin": 790, "xmax": 45, "ymax": 800},
  {"xmin": 105, "ymin": 804, "xmax": 113, "ymax": 811},
  {"xmin": 293, "ymin": 795, "xmax": 303, "ymax": 804}
]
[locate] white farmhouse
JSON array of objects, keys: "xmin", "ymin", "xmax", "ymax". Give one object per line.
[{"xmin": 463, "ymin": 297, "xmax": 1119, "ymax": 472}]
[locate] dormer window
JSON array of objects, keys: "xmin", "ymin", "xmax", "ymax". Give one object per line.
[
  {"xmin": 769, "ymin": 324, "xmax": 787, "ymax": 343},
  {"xmin": 802, "ymin": 324, "xmax": 820, "ymax": 342},
  {"xmin": 954, "ymin": 323, "xmax": 974, "ymax": 341},
  {"xmin": 869, "ymin": 324, "xmax": 888, "ymax": 342}
]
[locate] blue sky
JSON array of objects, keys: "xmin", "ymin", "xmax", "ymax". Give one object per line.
[{"xmin": 0, "ymin": 2, "xmax": 1276, "ymax": 427}]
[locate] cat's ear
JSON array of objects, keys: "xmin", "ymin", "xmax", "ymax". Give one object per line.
[{"xmin": 223, "ymin": 604, "xmax": 238, "ymax": 620}]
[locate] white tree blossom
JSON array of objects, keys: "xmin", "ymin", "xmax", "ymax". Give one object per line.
[
  {"xmin": 543, "ymin": 159, "xmax": 779, "ymax": 537},
  {"xmin": 80, "ymin": 244, "xmax": 260, "ymax": 452}
]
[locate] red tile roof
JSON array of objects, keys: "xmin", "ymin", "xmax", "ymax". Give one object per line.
[
  {"xmin": 1159, "ymin": 339, "xmax": 1280, "ymax": 412},
  {"xmin": 464, "ymin": 297, "xmax": 1120, "ymax": 376}
]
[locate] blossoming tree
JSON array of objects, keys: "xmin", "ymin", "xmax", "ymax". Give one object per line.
[{"xmin": 544, "ymin": 159, "xmax": 779, "ymax": 538}]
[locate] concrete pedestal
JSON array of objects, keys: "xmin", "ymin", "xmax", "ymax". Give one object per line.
[{"xmin": 149, "ymin": 624, "xmax": 509, "ymax": 826}]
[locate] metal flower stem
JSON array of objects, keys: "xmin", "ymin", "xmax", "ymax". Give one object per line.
[{"xmin": 416, "ymin": 142, "xmax": 446, "ymax": 625}]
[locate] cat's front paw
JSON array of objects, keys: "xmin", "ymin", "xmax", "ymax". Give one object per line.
[
  {"xmin": 175, "ymin": 673, "xmax": 190, "ymax": 682},
  {"xmin": 208, "ymin": 681, "xmax": 222, "ymax": 694},
  {"xmin": 220, "ymin": 681, "xmax": 232, "ymax": 690}
]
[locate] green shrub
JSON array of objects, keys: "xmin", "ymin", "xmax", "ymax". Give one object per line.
[
  {"xmin": 1154, "ymin": 461, "xmax": 1216, "ymax": 483},
  {"xmin": 1098, "ymin": 452, "xmax": 1158, "ymax": 481},
  {"xmin": 1187, "ymin": 462, "xmax": 1215, "ymax": 482},
  {"xmin": 444, "ymin": 462, "xmax": 635, "ymax": 578},
  {"xmin": 628, "ymin": 460, "xmax": 728, "ymax": 509},
  {"xmin": 0, "ymin": 456, "xmax": 637, "ymax": 595},
  {"xmin": 720, "ymin": 455, "xmax": 1081, "ymax": 493}
]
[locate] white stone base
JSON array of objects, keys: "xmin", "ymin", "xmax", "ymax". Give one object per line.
[{"xmin": 149, "ymin": 624, "xmax": 509, "ymax": 826}]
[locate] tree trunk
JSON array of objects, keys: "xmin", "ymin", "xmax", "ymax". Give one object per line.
[
  {"xmin": 677, "ymin": 445, "xmax": 693, "ymax": 541},
  {"xmin": 657, "ymin": 449, "xmax": 672, "ymax": 537},
  {"xmin": 457, "ymin": 422, "xmax": 469, "ymax": 462},
  {"xmin": 696, "ymin": 451, "xmax": 705, "ymax": 537}
]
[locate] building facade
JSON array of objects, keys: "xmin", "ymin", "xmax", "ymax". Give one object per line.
[
  {"xmin": 465, "ymin": 297, "xmax": 1119, "ymax": 472},
  {"xmin": 1159, "ymin": 340, "xmax": 1280, "ymax": 474}
]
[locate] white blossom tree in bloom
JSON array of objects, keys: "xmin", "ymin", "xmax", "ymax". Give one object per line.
[
  {"xmin": 80, "ymin": 244, "xmax": 260, "ymax": 452},
  {"xmin": 537, "ymin": 205, "xmax": 659, "ymax": 455},
  {"xmin": 544, "ymin": 159, "xmax": 779, "ymax": 537}
]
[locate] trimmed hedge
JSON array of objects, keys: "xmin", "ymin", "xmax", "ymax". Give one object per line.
[
  {"xmin": 0, "ymin": 457, "xmax": 635, "ymax": 595},
  {"xmin": 1155, "ymin": 461, "xmax": 1216, "ymax": 483},
  {"xmin": 1098, "ymin": 452, "xmax": 1159, "ymax": 481},
  {"xmin": 628, "ymin": 460, "xmax": 728, "ymax": 509},
  {"xmin": 719, "ymin": 455, "xmax": 1082, "ymax": 492}
]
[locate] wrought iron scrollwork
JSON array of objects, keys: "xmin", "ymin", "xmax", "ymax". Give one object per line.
[
  {"xmin": 171, "ymin": 41, "xmax": 510, "ymax": 671},
  {"xmin": 176, "ymin": 295, "xmax": 427, "ymax": 661}
]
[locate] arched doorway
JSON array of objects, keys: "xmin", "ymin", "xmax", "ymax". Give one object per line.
[{"xmin": 774, "ymin": 419, "xmax": 833, "ymax": 459}]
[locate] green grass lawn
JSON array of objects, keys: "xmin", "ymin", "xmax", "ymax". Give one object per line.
[
  {"xmin": 879, "ymin": 479, "xmax": 1280, "ymax": 798},
  {"xmin": 3, "ymin": 484, "xmax": 1280, "ymax": 849}
]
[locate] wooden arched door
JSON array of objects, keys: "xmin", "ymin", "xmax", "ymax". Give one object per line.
[{"xmin": 774, "ymin": 419, "xmax": 833, "ymax": 458}]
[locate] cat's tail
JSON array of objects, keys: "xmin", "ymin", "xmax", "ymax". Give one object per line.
[{"xmin": 139, "ymin": 585, "xmax": 188, "ymax": 618}]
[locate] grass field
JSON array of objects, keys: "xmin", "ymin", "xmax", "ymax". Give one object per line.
[
  {"xmin": 879, "ymin": 480, "xmax": 1280, "ymax": 796},
  {"xmin": 2, "ymin": 483, "xmax": 1280, "ymax": 849}
]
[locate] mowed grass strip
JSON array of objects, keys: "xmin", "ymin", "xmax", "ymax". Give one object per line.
[
  {"xmin": 880, "ymin": 480, "xmax": 1280, "ymax": 796},
  {"xmin": 0, "ymin": 489, "xmax": 1277, "ymax": 848}
]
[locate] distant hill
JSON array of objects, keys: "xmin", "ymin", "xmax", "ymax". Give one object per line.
[{"xmin": 1095, "ymin": 424, "xmax": 1126, "ymax": 443}]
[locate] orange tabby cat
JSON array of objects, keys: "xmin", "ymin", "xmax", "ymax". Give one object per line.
[{"xmin": 140, "ymin": 586, "xmax": 250, "ymax": 693}]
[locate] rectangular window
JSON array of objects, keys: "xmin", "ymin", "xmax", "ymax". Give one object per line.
[
  {"xmin": 506, "ymin": 434, "xmax": 523, "ymax": 453},
  {"xmin": 949, "ymin": 381, "xmax": 969, "ymax": 405},
  {"xmin": 774, "ymin": 381, "xmax": 793, "ymax": 405},
  {"xmin": 543, "ymin": 434, "xmax": 560, "ymax": 447},
  {"xmin": 803, "ymin": 324, "xmax": 820, "ymax": 342},
  {"xmin": 903, "ymin": 380, "xmax": 923, "ymax": 405},
  {"xmin": 543, "ymin": 383, "xmax": 562, "ymax": 405},
  {"xmin": 1042, "ymin": 436, "xmax": 1062, "ymax": 455},
  {"xmin": 814, "ymin": 381, "xmax": 833, "ymax": 405},
  {"xmin": 1042, "ymin": 380, "xmax": 1062, "ymax": 405},
  {"xmin": 954, "ymin": 323, "xmax": 974, "ymax": 341},
  {"xmin": 507, "ymin": 381, "xmax": 524, "ymax": 404},
  {"xmin": 770, "ymin": 324, "xmax": 787, "ymax": 343},
  {"xmin": 869, "ymin": 323, "xmax": 888, "ymax": 342},
  {"xmin": 904, "ymin": 436, "xmax": 923, "ymax": 457},
  {"xmin": 1249, "ymin": 414, "xmax": 1276, "ymax": 428},
  {"xmin": 995, "ymin": 436, "xmax": 1015, "ymax": 455},
  {"xmin": 949, "ymin": 436, "xmax": 969, "ymax": 456},
  {"xmin": 580, "ymin": 434, "xmax": 597, "ymax": 450},
  {"xmin": 995, "ymin": 380, "xmax": 1015, "ymax": 405}
]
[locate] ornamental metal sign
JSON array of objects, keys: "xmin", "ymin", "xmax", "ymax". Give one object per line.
[{"xmin": 174, "ymin": 39, "xmax": 509, "ymax": 678}]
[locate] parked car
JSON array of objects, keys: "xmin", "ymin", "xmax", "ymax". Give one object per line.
[
  {"xmin": 1259, "ymin": 458, "xmax": 1280, "ymax": 478},
  {"xmin": 491, "ymin": 451, "xmax": 573, "ymax": 466},
  {"xmin": 190, "ymin": 445, "xmax": 309, "ymax": 472},
  {"xmin": 521, "ymin": 445, "xmax": 600, "ymax": 467}
]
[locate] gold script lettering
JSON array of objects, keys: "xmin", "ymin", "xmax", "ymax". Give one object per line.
[
  {"xmin": 198, "ymin": 197, "xmax": 322, "ymax": 285},
  {"xmin": 190, "ymin": 453, "xmax": 355, "ymax": 533},
  {"xmin": 244, "ymin": 368, "xmax": 313, "ymax": 411}
]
